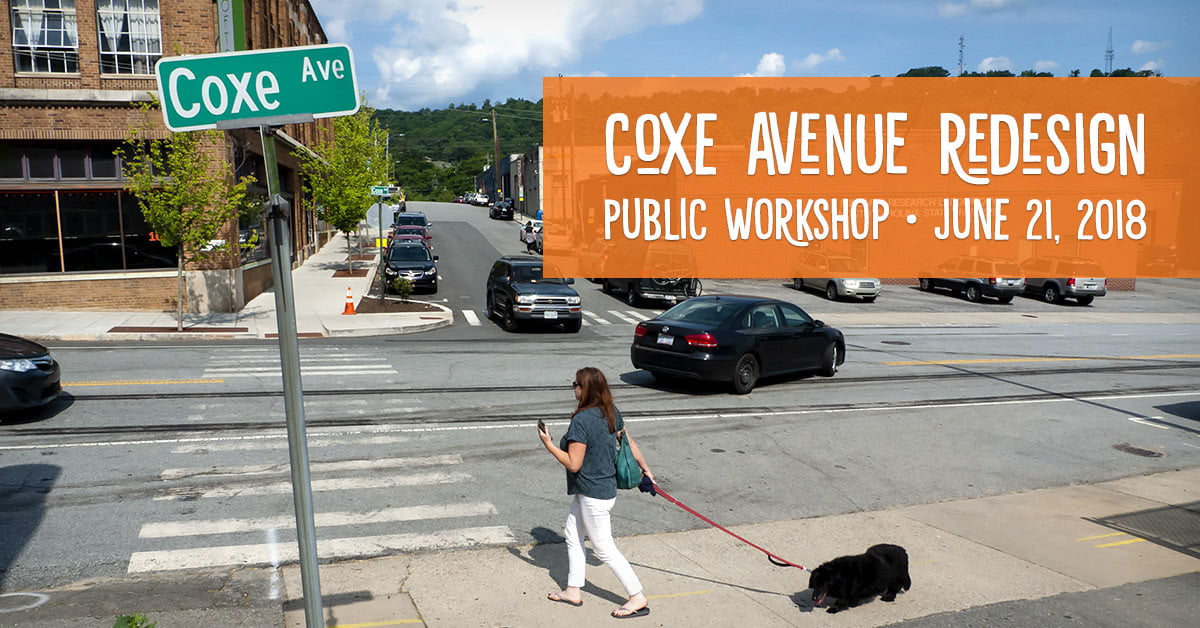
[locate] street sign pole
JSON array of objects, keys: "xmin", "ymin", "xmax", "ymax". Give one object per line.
[
  {"xmin": 378, "ymin": 202, "xmax": 385, "ymax": 302},
  {"xmin": 261, "ymin": 124, "xmax": 324, "ymax": 628}
]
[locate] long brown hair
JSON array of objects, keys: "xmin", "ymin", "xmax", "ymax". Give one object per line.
[{"xmin": 573, "ymin": 367, "xmax": 616, "ymax": 433}]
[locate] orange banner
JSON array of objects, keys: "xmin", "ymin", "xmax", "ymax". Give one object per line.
[{"xmin": 543, "ymin": 77, "xmax": 1199, "ymax": 278}]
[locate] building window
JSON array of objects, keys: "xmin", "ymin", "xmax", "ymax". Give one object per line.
[
  {"xmin": 96, "ymin": 0, "xmax": 161, "ymax": 75},
  {"xmin": 0, "ymin": 142, "xmax": 123, "ymax": 181},
  {"xmin": 10, "ymin": 0, "xmax": 78, "ymax": 74}
]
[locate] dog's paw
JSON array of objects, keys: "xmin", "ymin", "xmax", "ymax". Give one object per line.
[
  {"xmin": 881, "ymin": 594, "xmax": 896, "ymax": 602},
  {"xmin": 826, "ymin": 607, "xmax": 843, "ymax": 614}
]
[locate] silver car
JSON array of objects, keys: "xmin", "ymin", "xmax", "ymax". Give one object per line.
[
  {"xmin": 792, "ymin": 252, "xmax": 882, "ymax": 302},
  {"xmin": 1021, "ymin": 257, "xmax": 1106, "ymax": 305}
]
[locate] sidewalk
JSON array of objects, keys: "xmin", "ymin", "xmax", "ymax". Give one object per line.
[
  {"xmin": 7, "ymin": 467, "xmax": 1197, "ymax": 627},
  {"xmin": 0, "ymin": 238, "xmax": 452, "ymax": 342}
]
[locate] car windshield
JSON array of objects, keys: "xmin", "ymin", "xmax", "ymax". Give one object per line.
[
  {"xmin": 660, "ymin": 300, "xmax": 743, "ymax": 327},
  {"xmin": 394, "ymin": 215, "xmax": 426, "ymax": 226},
  {"xmin": 388, "ymin": 247, "xmax": 431, "ymax": 262},
  {"xmin": 396, "ymin": 226, "xmax": 426, "ymax": 235},
  {"xmin": 826, "ymin": 257, "xmax": 864, "ymax": 273},
  {"xmin": 511, "ymin": 265, "xmax": 567, "ymax": 284}
]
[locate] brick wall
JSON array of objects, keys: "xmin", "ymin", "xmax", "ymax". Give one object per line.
[{"xmin": 0, "ymin": 276, "xmax": 182, "ymax": 311}]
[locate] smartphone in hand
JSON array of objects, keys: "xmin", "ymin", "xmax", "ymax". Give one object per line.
[{"xmin": 537, "ymin": 419, "xmax": 547, "ymax": 434}]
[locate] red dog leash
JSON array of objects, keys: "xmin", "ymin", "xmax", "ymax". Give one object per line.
[{"xmin": 646, "ymin": 480, "xmax": 806, "ymax": 570}]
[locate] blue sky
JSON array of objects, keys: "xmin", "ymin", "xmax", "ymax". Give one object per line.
[{"xmin": 309, "ymin": 0, "xmax": 1200, "ymax": 111}]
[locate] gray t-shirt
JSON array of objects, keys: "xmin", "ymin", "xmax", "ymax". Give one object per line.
[{"xmin": 561, "ymin": 406, "xmax": 624, "ymax": 500}]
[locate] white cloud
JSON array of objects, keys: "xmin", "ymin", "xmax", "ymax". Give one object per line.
[
  {"xmin": 1131, "ymin": 40, "xmax": 1170, "ymax": 55},
  {"xmin": 1033, "ymin": 60, "xmax": 1058, "ymax": 72},
  {"xmin": 740, "ymin": 52, "xmax": 786, "ymax": 77},
  {"xmin": 1138, "ymin": 59, "xmax": 1163, "ymax": 72},
  {"xmin": 314, "ymin": 0, "xmax": 704, "ymax": 109},
  {"xmin": 977, "ymin": 56, "xmax": 1012, "ymax": 72},
  {"xmin": 793, "ymin": 48, "xmax": 845, "ymax": 72},
  {"xmin": 939, "ymin": 0, "xmax": 1021, "ymax": 18}
]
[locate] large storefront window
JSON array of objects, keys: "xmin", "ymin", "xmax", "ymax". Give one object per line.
[
  {"xmin": 96, "ymin": 0, "xmax": 161, "ymax": 75},
  {"xmin": 0, "ymin": 142, "xmax": 122, "ymax": 181},
  {"xmin": 0, "ymin": 190, "xmax": 176, "ymax": 274},
  {"xmin": 10, "ymin": 0, "xmax": 78, "ymax": 74}
]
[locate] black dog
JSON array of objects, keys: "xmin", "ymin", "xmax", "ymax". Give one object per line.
[{"xmin": 807, "ymin": 544, "xmax": 911, "ymax": 613}]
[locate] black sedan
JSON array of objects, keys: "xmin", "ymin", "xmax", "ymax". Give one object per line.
[
  {"xmin": 0, "ymin": 333, "xmax": 61, "ymax": 412},
  {"xmin": 630, "ymin": 296, "xmax": 844, "ymax": 394},
  {"xmin": 489, "ymin": 200, "xmax": 514, "ymax": 220}
]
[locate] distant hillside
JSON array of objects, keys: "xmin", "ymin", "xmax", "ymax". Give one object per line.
[{"xmin": 374, "ymin": 99, "xmax": 542, "ymax": 201}]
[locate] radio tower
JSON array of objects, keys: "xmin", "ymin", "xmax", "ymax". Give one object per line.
[
  {"xmin": 1104, "ymin": 28, "xmax": 1114, "ymax": 75},
  {"xmin": 957, "ymin": 35, "xmax": 965, "ymax": 76}
]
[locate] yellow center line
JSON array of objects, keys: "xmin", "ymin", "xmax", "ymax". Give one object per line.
[
  {"xmin": 1096, "ymin": 538, "xmax": 1147, "ymax": 548},
  {"xmin": 1075, "ymin": 532, "xmax": 1127, "ymax": 542},
  {"xmin": 647, "ymin": 590, "xmax": 713, "ymax": 600},
  {"xmin": 330, "ymin": 620, "xmax": 424, "ymax": 628},
  {"xmin": 885, "ymin": 354, "xmax": 1200, "ymax": 366},
  {"xmin": 63, "ymin": 379, "xmax": 224, "ymax": 387}
]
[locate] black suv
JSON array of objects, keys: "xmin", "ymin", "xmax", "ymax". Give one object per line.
[
  {"xmin": 485, "ymin": 256, "xmax": 582, "ymax": 332},
  {"xmin": 384, "ymin": 242, "xmax": 439, "ymax": 293},
  {"xmin": 393, "ymin": 211, "xmax": 432, "ymax": 230},
  {"xmin": 489, "ymin": 199, "xmax": 514, "ymax": 220}
]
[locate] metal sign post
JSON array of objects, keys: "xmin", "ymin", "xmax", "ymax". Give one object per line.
[{"xmin": 261, "ymin": 125, "xmax": 324, "ymax": 628}]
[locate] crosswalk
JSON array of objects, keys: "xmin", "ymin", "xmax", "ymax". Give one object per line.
[
  {"xmin": 458, "ymin": 308, "xmax": 656, "ymax": 327},
  {"xmin": 127, "ymin": 451, "xmax": 515, "ymax": 574},
  {"xmin": 202, "ymin": 346, "xmax": 396, "ymax": 379}
]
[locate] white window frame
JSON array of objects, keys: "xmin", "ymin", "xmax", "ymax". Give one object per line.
[
  {"xmin": 10, "ymin": 0, "xmax": 79, "ymax": 74},
  {"xmin": 96, "ymin": 0, "xmax": 161, "ymax": 76}
]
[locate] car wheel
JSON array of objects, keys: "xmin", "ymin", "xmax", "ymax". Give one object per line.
[
  {"xmin": 862, "ymin": 296, "xmax": 876, "ymax": 303},
  {"xmin": 919, "ymin": 278, "xmax": 931, "ymax": 291},
  {"xmin": 484, "ymin": 295, "xmax": 495, "ymax": 320},
  {"xmin": 601, "ymin": 280, "xmax": 613, "ymax": 295},
  {"xmin": 820, "ymin": 343, "xmax": 840, "ymax": 377},
  {"xmin": 826, "ymin": 283, "xmax": 839, "ymax": 301},
  {"xmin": 1043, "ymin": 285, "xmax": 1061, "ymax": 304},
  {"xmin": 1076, "ymin": 295, "xmax": 1095, "ymax": 306},
  {"xmin": 965, "ymin": 284, "xmax": 982, "ymax": 302},
  {"xmin": 502, "ymin": 303, "xmax": 520, "ymax": 332},
  {"xmin": 563, "ymin": 318, "xmax": 582, "ymax": 333},
  {"xmin": 625, "ymin": 287, "xmax": 640, "ymax": 307},
  {"xmin": 731, "ymin": 353, "xmax": 759, "ymax": 394},
  {"xmin": 996, "ymin": 295, "xmax": 1013, "ymax": 304}
]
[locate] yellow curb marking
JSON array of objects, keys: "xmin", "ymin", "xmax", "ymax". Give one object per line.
[
  {"xmin": 330, "ymin": 620, "xmax": 424, "ymax": 627},
  {"xmin": 63, "ymin": 379, "xmax": 224, "ymax": 387},
  {"xmin": 647, "ymin": 590, "xmax": 713, "ymax": 600},
  {"xmin": 1095, "ymin": 538, "xmax": 1147, "ymax": 548},
  {"xmin": 885, "ymin": 354, "xmax": 1200, "ymax": 366},
  {"xmin": 1075, "ymin": 532, "xmax": 1127, "ymax": 541}
]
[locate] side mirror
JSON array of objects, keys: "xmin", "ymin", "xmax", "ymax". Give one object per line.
[
  {"xmin": 433, "ymin": 255, "xmax": 439, "ymax": 261},
  {"xmin": 566, "ymin": 278, "xmax": 575, "ymax": 284},
  {"xmin": 814, "ymin": 319, "xmax": 825, "ymax": 328}
]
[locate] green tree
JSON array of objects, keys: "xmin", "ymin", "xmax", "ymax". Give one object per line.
[
  {"xmin": 118, "ymin": 102, "xmax": 253, "ymax": 330},
  {"xmin": 295, "ymin": 98, "xmax": 390, "ymax": 272},
  {"xmin": 897, "ymin": 66, "xmax": 950, "ymax": 77}
]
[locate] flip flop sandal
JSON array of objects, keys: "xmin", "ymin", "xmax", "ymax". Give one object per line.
[
  {"xmin": 611, "ymin": 606, "xmax": 650, "ymax": 619},
  {"xmin": 547, "ymin": 592, "xmax": 583, "ymax": 607}
]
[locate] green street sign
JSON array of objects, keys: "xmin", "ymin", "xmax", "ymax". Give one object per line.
[
  {"xmin": 371, "ymin": 186, "xmax": 390, "ymax": 196},
  {"xmin": 155, "ymin": 43, "xmax": 359, "ymax": 132}
]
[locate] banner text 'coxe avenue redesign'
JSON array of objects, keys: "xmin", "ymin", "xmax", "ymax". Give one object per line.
[{"xmin": 543, "ymin": 77, "xmax": 1198, "ymax": 278}]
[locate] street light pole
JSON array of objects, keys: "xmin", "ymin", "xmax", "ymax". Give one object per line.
[{"xmin": 490, "ymin": 109, "xmax": 502, "ymax": 200}]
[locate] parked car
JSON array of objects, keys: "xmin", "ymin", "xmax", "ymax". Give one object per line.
[
  {"xmin": 602, "ymin": 278, "xmax": 701, "ymax": 307},
  {"xmin": 1138, "ymin": 244, "xmax": 1178, "ymax": 276},
  {"xmin": 383, "ymin": 242, "xmax": 439, "ymax": 293},
  {"xmin": 471, "ymin": 193, "xmax": 490, "ymax": 206},
  {"xmin": 0, "ymin": 333, "xmax": 61, "ymax": 413},
  {"xmin": 388, "ymin": 233, "xmax": 431, "ymax": 250},
  {"xmin": 918, "ymin": 257, "xmax": 1025, "ymax": 303},
  {"xmin": 791, "ymin": 251, "xmax": 882, "ymax": 302},
  {"xmin": 630, "ymin": 296, "xmax": 844, "ymax": 394},
  {"xmin": 393, "ymin": 212, "xmax": 432, "ymax": 230},
  {"xmin": 390, "ymin": 224, "xmax": 433, "ymax": 247},
  {"xmin": 485, "ymin": 256, "xmax": 582, "ymax": 332},
  {"xmin": 489, "ymin": 199, "xmax": 514, "ymax": 220},
  {"xmin": 1020, "ymin": 257, "xmax": 1106, "ymax": 305}
]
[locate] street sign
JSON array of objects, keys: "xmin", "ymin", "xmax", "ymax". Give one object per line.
[
  {"xmin": 371, "ymin": 186, "xmax": 390, "ymax": 196},
  {"xmin": 155, "ymin": 43, "xmax": 359, "ymax": 132}
]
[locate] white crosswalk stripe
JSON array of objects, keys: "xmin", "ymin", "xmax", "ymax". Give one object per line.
[
  {"xmin": 461, "ymin": 309, "xmax": 482, "ymax": 326},
  {"xmin": 625, "ymin": 310, "xmax": 651, "ymax": 321},
  {"xmin": 202, "ymin": 348, "xmax": 397, "ymax": 378},
  {"xmin": 582, "ymin": 310, "xmax": 611, "ymax": 324},
  {"xmin": 127, "ymin": 526, "xmax": 515, "ymax": 573},
  {"xmin": 171, "ymin": 434, "xmax": 409, "ymax": 454},
  {"xmin": 159, "ymin": 454, "xmax": 461, "ymax": 480},
  {"xmin": 607, "ymin": 310, "xmax": 639, "ymax": 324},
  {"xmin": 139, "ymin": 502, "xmax": 497, "ymax": 538},
  {"xmin": 152, "ymin": 471, "xmax": 471, "ymax": 500}
]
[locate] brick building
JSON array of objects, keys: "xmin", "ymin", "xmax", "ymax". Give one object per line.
[{"xmin": 0, "ymin": 0, "xmax": 336, "ymax": 312}]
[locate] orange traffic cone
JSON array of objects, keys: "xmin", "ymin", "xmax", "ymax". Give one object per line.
[{"xmin": 343, "ymin": 286, "xmax": 356, "ymax": 315}]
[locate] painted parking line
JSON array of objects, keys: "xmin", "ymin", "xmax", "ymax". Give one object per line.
[
  {"xmin": 1095, "ymin": 538, "xmax": 1147, "ymax": 548},
  {"xmin": 64, "ymin": 379, "xmax": 224, "ymax": 387},
  {"xmin": 461, "ymin": 310, "xmax": 481, "ymax": 326},
  {"xmin": 884, "ymin": 354, "xmax": 1200, "ymax": 366},
  {"xmin": 1075, "ymin": 532, "xmax": 1125, "ymax": 541},
  {"xmin": 1075, "ymin": 531, "xmax": 1147, "ymax": 548},
  {"xmin": 1128, "ymin": 416, "xmax": 1171, "ymax": 430}
]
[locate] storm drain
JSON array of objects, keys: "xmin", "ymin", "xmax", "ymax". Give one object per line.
[{"xmin": 1112, "ymin": 443, "xmax": 1163, "ymax": 458}]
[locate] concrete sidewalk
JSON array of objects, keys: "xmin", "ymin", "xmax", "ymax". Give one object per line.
[
  {"xmin": 0, "ymin": 238, "xmax": 452, "ymax": 342},
  {"xmin": 8, "ymin": 467, "xmax": 1197, "ymax": 627}
]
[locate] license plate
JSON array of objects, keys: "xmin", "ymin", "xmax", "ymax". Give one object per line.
[
  {"xmin": 657, "ymin": 333, "xmax": 674, "ymax": 346},
  {"xmin": 543, "ymin": 311, "xmax": 558, "ymax": 319},
  {"xmin": 1083, "ymin": 283, "xmax": 1096, "ymax": 289}
]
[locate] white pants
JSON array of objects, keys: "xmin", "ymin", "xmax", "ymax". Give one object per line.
[{"xmin": 564, "ymin": 493, "xmax": 643, "ymax": 596}]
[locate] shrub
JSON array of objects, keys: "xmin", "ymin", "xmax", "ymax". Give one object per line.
[
  {"xmin": 114, "ymin": 613, "xmax": 156, "ymax": 628},
  {"xmin": 392, "ymin": 277, "xmax": 414, "ymax": 301}
]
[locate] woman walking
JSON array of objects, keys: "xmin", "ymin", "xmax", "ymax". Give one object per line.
[{"xmin": 538, "ymin": 367, "xmax": 653, "ymax": 619}]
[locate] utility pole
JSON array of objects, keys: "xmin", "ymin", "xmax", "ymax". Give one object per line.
[
  {"xmin": 957, "ymin": 35, "xmax": 965, "ymax": 77},
  {"xmin": 491, "ymin": 108, "xmax": 502, "ymax": 200},
  {"xmin": 1104, "ymin": 27, "xmax": 1114, "ymax": 75}
]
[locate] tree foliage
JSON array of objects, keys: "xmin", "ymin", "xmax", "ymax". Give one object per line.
[
  {"xmin": 295, "ymin": 99, "xmax": 390, "ymax": 269},
  {"xmin": 118, "ymin": 100, "xmax": 253, "ymax": 328}
]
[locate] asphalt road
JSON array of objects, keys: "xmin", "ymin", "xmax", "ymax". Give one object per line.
[{"xmin": 1, "ymin": 201, "xmax": 1197, "ymax": 619}]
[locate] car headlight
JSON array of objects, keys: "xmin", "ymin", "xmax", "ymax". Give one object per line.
[
  {"xmin": 840, "ymin": 279, "xmax": 860, "ymax": 288},
  {"xmin": 567, "ymin": 296, "xmax": 581, "ymax": 305},
  {"xmin": 0, "ymin": 358, "xmax": 38, "ymax": 373},
  {"xmin": 427, "ymin": 267, "xmax": 437, "ymax": 276},
  {"xmin": 516, "ymin": 295, "xmax": 535, "ymax": 304},
  {"xmin": 384, "ymin": 267, "xmax": 397, "ymax": 275}
]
